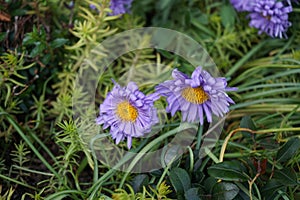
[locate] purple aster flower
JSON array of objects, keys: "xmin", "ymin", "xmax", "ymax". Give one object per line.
[
  {"xmin": 89, "ymin": 4, "xmax": 97, "ymax": 10},
  {"xmin": 248, "ymin": 0, "xmax": 292, "ymax": 38},
  {"xmin": 230, "ymin": 0, "xmax": 256, "ymax": 12},
  {"xmin": 155, "ymin": 67, "xmax": 236, "ymax": 125},
  {"xmin": 96, "ymin": 81, "xmax": 159, "ymax": 149},
  {"xmin": 109, "ymin": 0, "xmax": 133, "ymax": 15}
]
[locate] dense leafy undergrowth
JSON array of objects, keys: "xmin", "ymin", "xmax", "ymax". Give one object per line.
[{"xmin": 0, "ymin": 0, "xmax": 299, "ymax": 199}]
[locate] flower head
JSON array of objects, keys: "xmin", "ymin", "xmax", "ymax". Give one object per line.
[
  {"xmin": 248, "ymin": 0, "xmax": 292, "ymax": 38},
  {"xmin": 155, "ymin": 67, "xmax": 236, "ymax": 124},
  {"xmin": 230, "ymin": 0, "xmax": 255, "ymax": 12},
  {"xmin": 96, "ymin": 81, "xmax": 159, "ymax": 149},
  {"xmin": 109, "ymin": 0, "xmax": 133, "ymax": 15}
]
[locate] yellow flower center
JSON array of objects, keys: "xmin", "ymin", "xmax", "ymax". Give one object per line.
[
  {"xmin": 181, "ymin": 87, "xmax": 209, "ymax": 104},
  {"xmin": 116, "ymin": 101, "xmax": 138, "ymax": 122}
]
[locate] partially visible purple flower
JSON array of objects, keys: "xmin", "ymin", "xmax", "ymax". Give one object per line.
[
  {"xmin": 230, "ymin": 0, "xmax": 255, "ymax": 12},
  {"xmin": 109, "ymin": 0, "xmax": 133, "ymax": 15},
  {"xmin": 89, "ymin": 0, "xmax": 133, "ymax": 16},
  {"xmin": 89, "ymin": 4, "xmax": 97, "ymax": 10},
  {"xmin": 96, "ymin": 81, "xmax": 159, "ymax": 149},
  {"xmin": 155, "ymin": 67, "xmax": 236, "ymax": 125},
  {"xmin": 248, "ymin": 0, "xmax": 292, "ymax": 38}
]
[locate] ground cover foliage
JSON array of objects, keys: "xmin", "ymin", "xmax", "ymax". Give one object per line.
[{"xmin": 0, "ymin": 0, "xmax": 299, "ymax": 199}]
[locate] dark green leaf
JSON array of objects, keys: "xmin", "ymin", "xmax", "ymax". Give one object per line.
[
  {"xmin": 220, "ymin": 5, "xmax": 235, "ymax": 28},
  {"xmin": 39, "ymin": 28, "xmax": 46, "ymax": 40},
  {"xmin": 257, "ymin": 137, "xmax": 279, "ymax": 150},
  {"xmin": 131, "ymin": 174, "xmax": 149, "ymax": 193},
  {"xmin": 240, "ymin": 116, "xmax": 256, "ymax": 137},
  {"xmin": 50, "ymin": 38, "xmax": 68, "ymax": 49},
  {"xmin": 261, "ymin": 179, "xmax": 286, "ymax": 200},
  {"xmin": 235, "ymin": 190, "xmax": 251, "ymax": 200},
  {"xmin": 192, "ymin": 170, "xmax": 205, "ymax": 183},
  {"xmin": 212, "ymin": 182, "xmax": 239, "ymax": 200},
  {"xmin": 23, "ymin": 33, "xmax": 35, "ymax": 46},
  {"xmin": 29, "ymin": 43, "xmax": 46, "ymax": 58},
  {"xmin": 41, "ymin": 54, "xmax": 51, "ymax": 65},
  {"xmin": 207, "ymin": 161, "xmax": 248, "ymax": 182},
  {"xmin": 10, "ymin": 9, "xmax": 27, "ymax": 16},
  {"xmin": 276, "ymin": 137, "xmax": 300, "ymax": 162},
  {"xmin": 184, "ymin": 188, "xmax": 201, "ymax": 200},
  {"xmin": 204, "ymin": 177, "xmax": 217, "ymax": 194},
  {"xmin": 169, "ymin": 167, "xmax": 191, "ymax": 195},
  {"xmin": 149, "ymin": 169, "xmax": 163, "ymax": 177},
  {"xmin": 0, "ymin": 32, "xmax": 7, "ymax": 42},
  {"xmin": 273, "ymin": 168, "xmax": 298, "ymax": 186}
]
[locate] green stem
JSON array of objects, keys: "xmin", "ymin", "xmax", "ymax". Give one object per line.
[
  {"xmin": 0, "ymin": 174, "xmax": 36, "ymax": 190},
  {"xmin": 90, "ymin": 133, "xmax": 110, "ymax": 184},
  {"xmin": 157, "ymin": 156, "xmax": 177, "ymax": 188},
  {"xmin": 256, "ymin": 127, "xmax": 300, "ymax": 134},
  {"xmin": 44, "ymin": 190, "xmax": 83, "ymax": 200},
  {"xmin": 292, "ymin": 8, "xmax": 300, "ymax": 12},
  {"xmin": 205, "ymin": 148, "xmax": 220, "ymax": 163},
  {"xmin": 12, "ymin": 165, "xmax": 54, "ymax": 176},
  {"xmin": 196, "ymin": 123, "xmax": 203, "ymax": 150},
  {"xmin": 28, "ymin": 129, "xmax": 58, "ymax": 164},
  {"xmin": 235, "ymin": 182, "xmax": 259, "ymax": 200},
  {"xmin": 187, "ymin": 146, "xmax": 194, "ymax": 173}
]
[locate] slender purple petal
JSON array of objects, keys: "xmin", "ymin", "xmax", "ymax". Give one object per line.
[{"xmin": 248, "ymin": 0, "xmax": 292, "ymax": 38}]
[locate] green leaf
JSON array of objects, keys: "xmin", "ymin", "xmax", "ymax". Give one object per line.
[
  {"xmin": 29, "ymin": 43, "xmax": 46, "ymax": 57},
  {"xmin": 276, "ymin": 137, "xmax": 300, "ymax": 162},
  {"xmin": 0, "ymin": 32, "xmax": 6, "ymax": 42},
  {"xmin": 4, "ymin": 84, "xmax": 11, "ymax": 107},
  {"xmin": 41, "ymin": 54, "xmax": 51, "ymax": 65},
  {"xmin": 220, "ymin": 5, "xmax": 235, "ymax": 28},
  {"xmin": 184, "ymin": 188, "xmax": 201, "ymax": 200},
  {"xmin": 50, "ymin": 38, "xmax": 68, "ymax": 49},
  {"xmin": 131, "ymin": 174, "xmax": 149, "ymax": 193},
  {"xmin": 207, "ymin": 161, "xmax": 248, "ymax": 182},
  {"xmin": 261, "ymin": 179, "xmax": 285, "ymax": 200},
  {"xmin": 22, "ymin": 33, "xmax": 35, "ymax": 46},
  {"xmin": 204, "ymin": 177, "xmax": 217, "ymax": 194},
  {"xmin": 150, "ymin": 169, "xmax": 163, "ymax": 177},
  {"xmin": 169, "ymin": 167, "xmax": 191, "ymax": 195},
  {"xmin": 10, "ymin": 8, "xmax": 27, "ymax": 16},
  {"xmin": 212, "ymin": 182, "xmax": 239, "ymax": 200},
  {"xmin": 273, "ymin": 168, "xmax": 298, "ymax": 186},
  {"xmin": 240, "ymin": 116, "xmax": 256, "ymax": 137}
]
